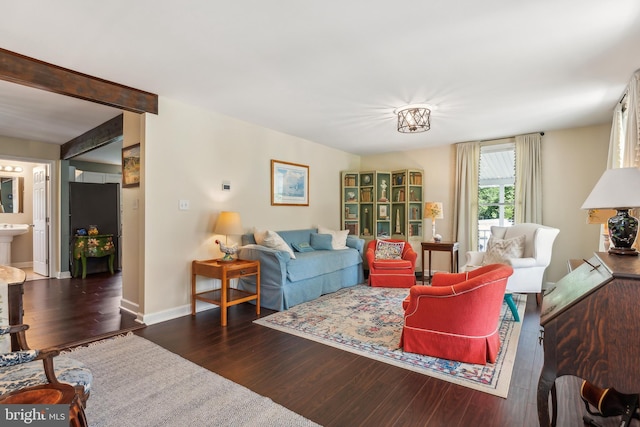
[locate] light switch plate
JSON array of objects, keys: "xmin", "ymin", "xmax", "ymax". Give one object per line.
[{"xmin": 179, "ymin": 200, "xmax": 190, "ymax": 210}]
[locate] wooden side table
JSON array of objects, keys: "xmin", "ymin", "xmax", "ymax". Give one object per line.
[
  {"xmin": 0, "ymin": 383, "xmax": 88, "ymax": 427},
  {"xmin": 421, "ymin": 241, "xmax": 459, "ymax": 284},
  {"xmin": 191, "ymin": 259, "xmax": 260, "ymax": 326}
]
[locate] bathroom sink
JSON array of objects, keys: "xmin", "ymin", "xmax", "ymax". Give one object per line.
[
  {"xmin": 0, "ymin": 224, "xmax": 30, "ymax": 265},
  {"xmin": 0, "ymin": 224, "xmax": 30, "ymax": 237}
]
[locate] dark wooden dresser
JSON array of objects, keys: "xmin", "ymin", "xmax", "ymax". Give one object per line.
[
  {"xmin": 0, "ymin": 265, "xmax": 27, "ymax": 350},
  {"xmin": 537, "ymin": 252, "xmax": 640, "ymax": 426}
]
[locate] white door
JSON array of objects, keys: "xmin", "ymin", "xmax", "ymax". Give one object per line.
[{"xmin": 32, "ymin": 166, "xmax": 48, "ymax": 276}]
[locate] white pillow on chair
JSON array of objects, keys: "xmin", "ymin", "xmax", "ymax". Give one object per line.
[{"xmin": 482, "ymin": 235, "xmax": 525, "ymax": 265}]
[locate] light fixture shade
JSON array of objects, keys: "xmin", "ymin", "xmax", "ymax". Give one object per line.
[
  {"xmin": 214, "ymin": 211, "xmax": 243, "ymax": 235},
  {"xmin": 581, "ymin": 167, "xmax": 640, "ymax": 209},
  {"xmin": 424, "ymin": 202, "xmax": 443, "ymax": 219},
  {"xmin": 395, "ymin": 105, "xmax": 431, "ymax": 133}
]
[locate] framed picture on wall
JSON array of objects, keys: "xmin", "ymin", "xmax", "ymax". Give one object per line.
[
  {"xmin": 122, "ymin": 143, "xmax": 141, "ymax": 188},
  {"xmin": 271, "ymin": 159, "xmax": 309, "ymax": 206}
]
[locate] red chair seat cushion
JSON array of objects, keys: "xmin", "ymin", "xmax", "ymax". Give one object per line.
[{"xmin": 372, "ymin": 259, "xmax": 412, "ymax": 270}]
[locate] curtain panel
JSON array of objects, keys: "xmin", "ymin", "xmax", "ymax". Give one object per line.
[
  {"xmin": 515, "ymin": 133, "xmax": 542, "ymax": 224},
  {"xmin": 453, "ymin": 141, "xmax": 480, "ymax": 255}
]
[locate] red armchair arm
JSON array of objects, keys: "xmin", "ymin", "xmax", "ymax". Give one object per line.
[{"xmin": 402, "ymin": 244, "xmax": 418, "ymax": 268}]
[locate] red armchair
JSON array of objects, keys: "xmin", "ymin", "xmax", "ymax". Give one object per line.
[
  {"xmin": 399, "ymin": 264, "xmax": 513, "ymax": 364},
  {"xmin": 365, "ymin": 239, "xmax": 417, "ymax": 288}
]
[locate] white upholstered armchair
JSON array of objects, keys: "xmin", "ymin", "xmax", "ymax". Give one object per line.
[{"xmin": 464, "ymin": 223, "xmax": 560, "ymax": 305}]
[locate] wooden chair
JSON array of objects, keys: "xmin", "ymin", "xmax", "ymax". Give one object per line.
[{"xmin": 0, "ymin": 279, "xmax": 92, "ymax": 407}]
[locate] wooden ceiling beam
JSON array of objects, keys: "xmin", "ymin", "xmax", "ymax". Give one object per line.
[
  {"xmin": 0, "ymin": 48, "xmax": 158, "ymax": 114},
  {"xmin": 61, "ymin": 114, "xmax": 123, "ymax": 160}
]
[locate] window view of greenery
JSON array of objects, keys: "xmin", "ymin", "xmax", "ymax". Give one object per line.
[
  {"xmin": 478, "ymin": 185, "xmax": 515, "ymax": 222},
  {"xmin": 477, "ymin": 143, "xmax": 516, "ymax": 250}
]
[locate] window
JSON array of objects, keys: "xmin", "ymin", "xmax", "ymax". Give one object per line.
[{"xmin": 478, "ymin": 143, "xmax": 515, "ymax": 251}]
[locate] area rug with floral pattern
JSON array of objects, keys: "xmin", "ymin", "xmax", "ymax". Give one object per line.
[{"xmin": 254, "ymin": 284, "xmax": 525, "ymax": 398}]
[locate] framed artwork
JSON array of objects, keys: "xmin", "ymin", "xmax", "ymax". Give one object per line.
[
  {"xmin": 122, "ymin": 143, "xmax": 141, "ymax": 188},
  {"xmin": 271, "ymin": 159, "xmax": 309, "ymax": 206},
  {"xmin": 379, "ymin": 204, "xmax": 388, "ymax": 219}
]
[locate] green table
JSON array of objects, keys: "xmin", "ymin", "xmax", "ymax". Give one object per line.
[{"xmin": 73, "ymin": 234, "xmax": 115, "ymax": 278}]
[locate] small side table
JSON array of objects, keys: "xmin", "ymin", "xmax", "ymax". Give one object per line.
[
  {"xmin": 191, "ymin": 259, "xmax": 260, "ymax": 326},
  {"xmin": 421, "ymin": 241, "xmax": 459, "ymax": 284},
  {"xmin": 0, "ymin": 383, "xmax": 88, "ymax": 427},
  {"xmin": 73, "ymin": 234, "xmax": 115, "ymax": 278}
]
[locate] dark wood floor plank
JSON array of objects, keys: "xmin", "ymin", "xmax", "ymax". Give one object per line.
[{"xmin": 19, "ymin": 272, "xmax": 610, "ymax": 426}]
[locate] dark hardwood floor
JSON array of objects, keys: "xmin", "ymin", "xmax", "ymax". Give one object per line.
[{"xmin": 22, "ymin": 272, "xmax": 618, "ymax": 427}]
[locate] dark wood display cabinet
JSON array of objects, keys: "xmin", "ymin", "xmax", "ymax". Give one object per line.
[{"xmin": 537, "ymin": 252, "xmax": 640, "ymax": 426}]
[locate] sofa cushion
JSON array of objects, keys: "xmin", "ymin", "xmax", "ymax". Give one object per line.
[
  {"xmin": 255, "ymin": 229, "xmax": 296, "ymax": 259},
  {"xmin": 310, "ymin": 233, "xmax": 333, "ymax": 250},
  {"xmin": 375, "ymin": 240, "xmax": 405, "ymax": 260},
  {"xmin": 287, "ymin": 248, "xmax": 362, "ymax": 282},
  {"xmin": 482, "ymin": 234, "xmax": 525, "ymax": 265},
  {"xmin": 317, "ymin": 226, "xmax": 349, "ymax": 250},
  {"xmin": 372, "ymin": 259, "xmax": 413, "ymax": 270}
]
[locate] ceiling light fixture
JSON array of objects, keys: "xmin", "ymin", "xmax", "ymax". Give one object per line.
[
  {"xmin": 394, "ymin": 104, "xmax": 431, "ymax": 133},
  {"xmin": 0, "ymin": 165, "xmax": 23, "ymax": 173}
]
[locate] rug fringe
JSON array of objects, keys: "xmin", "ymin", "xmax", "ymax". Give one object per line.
[{"xmin": 61, "ymin": 331, "xmax": 135, "ymax": 354}]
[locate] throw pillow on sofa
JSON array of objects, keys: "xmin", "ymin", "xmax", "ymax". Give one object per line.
[
  {"xmin": 482, "ymin": 234, "xmax": 525, "ymax": 265},
  {"xmin": 292, "ymin": 242, "xmax": 314, "ymax": 252},
  {"xmin": 255, "ymin": 229, "xmax": 296, "ymax": 259},
  {"xmin": 374, "ymin": 240, "xmax": 404, "ymax": 260},
  {"xmin": 317, "ymin": 226, "xmax": 349, "ymax": 250},
  {"xmin": 310, "ymin": 233, "xmax": 333, "ymax": 250}
]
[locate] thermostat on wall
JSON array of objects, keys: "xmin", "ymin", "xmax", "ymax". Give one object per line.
[{"xmin": 222, "ymin": 180, "xmax": 231, "ymax": 191}]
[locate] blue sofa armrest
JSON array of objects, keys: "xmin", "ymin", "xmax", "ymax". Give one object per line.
[
  {"xmin": 237, "ymin": 244, "xmax": 290, "ymax": 287},
  {"xmin": 346, "ymin": 235, "xmax": 365, "ymax": 257}
]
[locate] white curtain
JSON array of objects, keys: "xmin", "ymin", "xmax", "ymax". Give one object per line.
[
  {"xmin": 624, "ymin": 71, "xmax": 640, "ymax": 167},
  {"xmin": 515, "ymin": 133, "xmax": 542, "ymax": 224},
  {"xmin": 607, "ymin": 69, "xmax": 640, "ymax": 251},
  {"xmin": 607, "ymin": 102, "xmax": 625, "ymax": 169},
  {"xmin": 453, "ymin": 141, "xmax": 480, "ymax": 255}
]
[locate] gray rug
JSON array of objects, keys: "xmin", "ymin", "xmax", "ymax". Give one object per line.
[{"xmin": 64, "ymin": 333, "xmax": 319, "ymax": 427}]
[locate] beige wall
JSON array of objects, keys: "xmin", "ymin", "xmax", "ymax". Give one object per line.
[
  {"xmin": 138, "ymin": 96, "xmax": 360, "ymax": 323},
  {"xmin": 361, "ymin": 123, "xmax": 611, "ymax": 283},
  {"xmin": 120, "ymin": 112, "xmax": 144, "ymax": 317}
]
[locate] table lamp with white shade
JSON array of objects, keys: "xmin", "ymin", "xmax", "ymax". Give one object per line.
[
  {"xmin": 214, "ymin": 211, "xmax": 244, "ymax": 261},
  {"xmin": 424, "ymin": 202, "xmax": 444, "ymax": 242},
  {"xmin": 581, "ymin": 167, "xmax": 640, "ymax": 256}
]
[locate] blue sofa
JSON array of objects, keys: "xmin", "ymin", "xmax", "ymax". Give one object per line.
[{"xmin": 237, "ymin": 228, "xmax": 365, "ymax": 311}]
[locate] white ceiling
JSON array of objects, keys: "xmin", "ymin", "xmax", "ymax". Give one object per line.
[{"xmin": 1, "ymin": 1, "xmax": 639, "ymax": 162}]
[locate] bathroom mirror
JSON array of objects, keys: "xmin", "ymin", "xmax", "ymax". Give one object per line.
[{"xmin": 0, "ymin": 176, "xmax": 24, "ymax": 213}]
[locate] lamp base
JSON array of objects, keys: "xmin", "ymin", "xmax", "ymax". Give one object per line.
[
  {"xmin": 608, "ymin": 247, "xmax": 639, "ymax": 256},
  {"xmin": 607, "ymin": 209, "xmax": 638, "ymax": 255}
]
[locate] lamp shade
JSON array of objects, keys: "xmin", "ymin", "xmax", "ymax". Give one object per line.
[
  {"xmin": 424, "ymin": 202, "xmax": 444, "ymax": 219},
  {"xmin": 214, "ymin": 211, "xmax": 243, "ymax": 235},
  {"xmin": 581, "ymin": 167, "xmax": 640, "ymax": 209}
]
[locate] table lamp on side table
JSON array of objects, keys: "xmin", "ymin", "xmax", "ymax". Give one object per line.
[
  {"xmin": 581, "ymin": 167, "xmax": 640, "ymax": 256},
  {"xmin": 424, "ymin": 202, "xmax": 443, "ymax": 242},
  {"xmin": 214, "ymin": 211, "xmax": 244, "ymax": 261}
]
